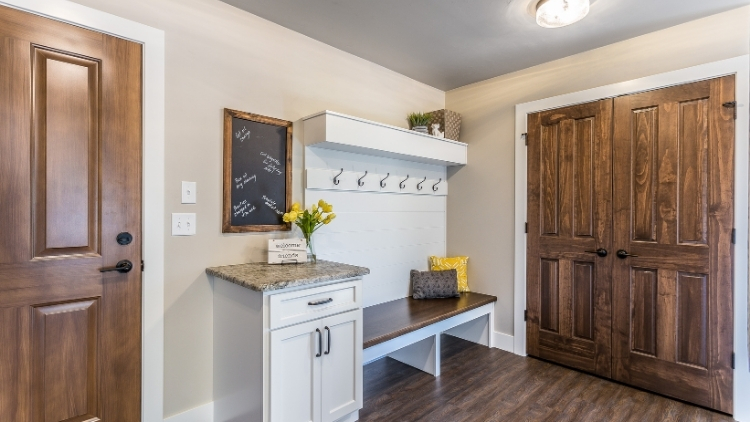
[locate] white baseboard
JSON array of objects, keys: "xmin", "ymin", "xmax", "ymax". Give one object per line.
[
  {"xmin": 492, "ymin": 331, "xmax": 514, "ymax": 353},
  {"xmin": 164, "ymin": 402, "xmax": 214, "ymax": 422}
]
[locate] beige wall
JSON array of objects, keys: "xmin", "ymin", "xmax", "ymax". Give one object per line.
[
  {"xmin": 445, "ymin": 7, "xmax": 750, "ymax": 335},
  {"xmin": 71, "ymin": 0, "xmax": 443, "ymax": 417}
]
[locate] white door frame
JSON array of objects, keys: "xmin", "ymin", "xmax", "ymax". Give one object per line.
[
  {"xmin": 514, "ymin": 55, "xmax": 750, "ymax": 420},
  {"xmin": 0, "ymin": 1, "xmax": 167, "ymax": 421}
]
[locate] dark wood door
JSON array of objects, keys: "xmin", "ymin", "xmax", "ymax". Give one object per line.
[
  {"xmin": 526, "ymin": 99, "xmax": 613, "ymax": 377},
  {"xmin": 611, "ymin": 77, "xmax": 735, "ymax": 413},
  {"xmin": 0, "ymin": 6, "xmax": 142, "ymax": 421}
]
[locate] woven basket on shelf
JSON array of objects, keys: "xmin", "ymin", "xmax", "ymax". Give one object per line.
[{"xmin": 428, "ymin": 109, "xmax": 462, "ymax": 142}]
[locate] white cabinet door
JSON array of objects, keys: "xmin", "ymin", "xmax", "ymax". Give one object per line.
[
  {"xmin": 270, "ymin": 318, "xmax": 322, "ymax": 422},
  {"xmin": 320, "ymin": 310, "xmax": 363, "ymax": 422}
]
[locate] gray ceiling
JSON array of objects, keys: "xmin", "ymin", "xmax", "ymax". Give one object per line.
[{"xmin": 221, "ymin": 0, "xmax": 749, "ymax": 90}]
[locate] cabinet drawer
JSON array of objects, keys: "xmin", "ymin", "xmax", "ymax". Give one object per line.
[{"xmin": 269, "ymin": 280, "xmax": 361, "ymax": 329}]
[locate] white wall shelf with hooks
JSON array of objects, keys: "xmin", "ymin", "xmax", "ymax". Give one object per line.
[
  {"xmin": 302, "ymin": 111, "xmax": 467, "ymax": 167},
  {"xmin": 306, "ymin": 168, "xmax": 447, "ymax": 196}
]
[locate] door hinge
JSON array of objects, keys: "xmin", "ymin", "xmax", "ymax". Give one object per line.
[
  {"xmin": 732, "ymin": 228, "xmax": 736, "ymax": 244},
  {"xmin": 723, "ymin": 101, "xmax": 737, "ymax": 120},
  {"xmin": 731, "ymin": 352, "xmax": 735, "ymax": 369},
  {"xmin": 522, "ymin": 133, "xmax": 528, "ymax": 146},
  {"xmin": 524, "ymin": 310, "xmax": 528, "ymax": 322},
  {"xmin": 141, "ymin": 260, "xmax": 144, "ymax": 271},
  {"xmin": 525, "ymin": 222, "xmax": 528, "ymax": 234}
]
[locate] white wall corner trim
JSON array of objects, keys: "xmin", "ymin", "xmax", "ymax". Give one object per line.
[
  {"xmin": 163, "ymin": 402, "xmax": 214, "ymax": 422},
  {"xmin": 513, "ymin": 55, "xmax": 750, "ymax": 421},
  {"xmin": 492, "ymin": 331, "xmax": 514, "ymax": 353},
  {"xmin": 0, "ymin": 1, "xmax": 167, "ymax": 421}
]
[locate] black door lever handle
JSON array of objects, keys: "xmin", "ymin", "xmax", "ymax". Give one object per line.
[
  {"xmin": 584, "ymin": 248, "xmax": 608, "ymax": 257},
  {"xmin": 100, "ymin": 260, "xmax": 133, "ymax": 273},
  {"xmin": 616, "ymin": 250, "xmax": 638, "ymax": 259}
]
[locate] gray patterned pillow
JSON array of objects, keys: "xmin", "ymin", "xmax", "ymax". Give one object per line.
[{"xmin": 411, "ymin": 269, "xmax": 459, "ymax": 299}]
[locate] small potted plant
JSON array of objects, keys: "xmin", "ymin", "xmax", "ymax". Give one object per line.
[
  {"xmin": 407, "ymin": 112, "xmax": 432, "ymax": 134},
  {"xmin": 282, "ymin": 200, "xmax": 336, "ymax": 263}
]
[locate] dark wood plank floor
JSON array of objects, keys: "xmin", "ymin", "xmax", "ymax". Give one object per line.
[{"xmin": 361, "ymin": 335, "xmax": 735, "ymax": 422}]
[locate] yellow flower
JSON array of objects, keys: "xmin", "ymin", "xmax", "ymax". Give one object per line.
[
  {"xmin": 291, "ymin": 202, "xmax": 301, "ymax": 212},
  {"xmin": 323, "ymin": 213, "xmax": 336, "ymax": 224},
  {"xmin": 310, "ymin": 204, "xmax": 318, "ymax": 213},
  {"xmin": 282, "ymin": 213, "xmax": 291, "ymax": 223},
  {"xmin": 322, "ymin": 204, "xmax": 333, "ymax": 213},
  {"xmin": 317, "ymin": 213, "xmax": 324, "ymax": 222},
  {"xmin": 287, "ymin": 211, "xmax": 298, "ymax": 222},
  {"xmin": 318, "ymin": 199, "xmax": 327, "ymax": 208}
]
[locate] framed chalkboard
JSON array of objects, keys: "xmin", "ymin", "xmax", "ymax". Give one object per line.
[{"xmin": 222, "ymin": 108, "xmax": 292, "ymax": 233}]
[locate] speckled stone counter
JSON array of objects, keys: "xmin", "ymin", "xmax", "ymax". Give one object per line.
[{"xmin": 206, "ymin": 260, "xmax": 370, "ymax": 292}]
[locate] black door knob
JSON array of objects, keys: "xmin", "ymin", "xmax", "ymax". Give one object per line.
[
  {"xmin": 100, "ymin": 260, "xmax": 133, "ymax": 273},
  {"xmin": 616, "ymin": 249, "xmax": 639, "ymax": 259},
  {"xmin": 584, "ymin": 248, "xmax": 608, "ymax": 257}
]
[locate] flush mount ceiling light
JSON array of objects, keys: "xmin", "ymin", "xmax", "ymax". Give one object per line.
[{"xmin": 536, "ymin": 0, "xmax": 590, "ymax": 28}]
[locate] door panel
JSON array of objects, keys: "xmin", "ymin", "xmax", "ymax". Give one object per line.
[
  {"xmin": 32, "ymin": 300, "xmax": 99, "ymax": 422},
  {"xmin": 612, "ymin": 76, "xmax": 734, "ymax": 413},
  {"xmin": 270, "ymin": 319, "xmax": 322, "ymax": 422},
  {"xmin": 527, "ymin": 99, "xmax": 613, "ymax": 377},
  {"xmin": 0, "ymin": 5, "xmax": 142, "ymax": 421},
  {"xmin": 32, "ymin": 47, "xmax": 101, "ymax": 257},
  {"xmin": 321, "ymin": 310, "xmax": 362, "ymax": 422}
]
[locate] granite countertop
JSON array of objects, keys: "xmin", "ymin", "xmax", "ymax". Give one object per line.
[{"xmin": 206, "ymin": 260, "xmax": 370, "ymax": 292}]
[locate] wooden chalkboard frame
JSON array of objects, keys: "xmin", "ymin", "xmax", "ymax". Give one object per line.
[{"xmin": 222, "ymin": 108, "xmax": 292, "ymax": 233}]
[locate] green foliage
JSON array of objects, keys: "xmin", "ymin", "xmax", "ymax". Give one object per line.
[{"xmin": 407, "ymin": 112, "xmax": 432, "ymax": 128}]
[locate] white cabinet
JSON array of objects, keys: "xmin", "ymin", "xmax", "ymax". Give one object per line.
[
  {"xmin": 213, "ymin": 277, "xmax": 364, "ymax": 422},
  {"xmin": 270, "ymin": 310, "xmax": 362, "ymax": 422}
]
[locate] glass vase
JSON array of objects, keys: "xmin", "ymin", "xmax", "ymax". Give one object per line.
[{"xmin": 304, "ymin": 233, "xmax": 316, "ymax": 263}]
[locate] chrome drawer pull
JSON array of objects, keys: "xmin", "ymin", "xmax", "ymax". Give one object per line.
[{"xmin": 308, "ymin": 298, "xmax": 333, "ymax": 306}]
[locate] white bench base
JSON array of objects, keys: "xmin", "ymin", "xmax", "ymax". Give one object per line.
[{"xmin": 362, "ymin": 302, "xmax": 495, "ymax": 376}]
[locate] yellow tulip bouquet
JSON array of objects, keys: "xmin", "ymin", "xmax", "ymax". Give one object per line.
[{"xmin": 282, "ymin": 199, "xmax": 336, "ymax": 263}]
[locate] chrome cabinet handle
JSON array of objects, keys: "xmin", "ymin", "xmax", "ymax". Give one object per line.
[
  {"xmin": 584, "ymin": 248, "xmax": 608, "ymax": 257},
  {"xmin": 308, "ymin": 298, "xmax": 333, "ymax": 306},
  {"xmin": 616, "ymin": 249, "xmax": 639, "ymax": 259},
  {"xmin": 99, "ymin": 260, "xmax": 133, "ymax": 273},
  {"xmin": 315, "ymin": 328, "xmax": 322, "ymax": 357},
  {"xmin": 324, "ymin": 326, "xmax": 331, "ymax": 355}
]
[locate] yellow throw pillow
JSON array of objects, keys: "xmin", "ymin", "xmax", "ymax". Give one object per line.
[{"xmin": 429, "ymin": 256, "xmax": 469, "ymax": 292}]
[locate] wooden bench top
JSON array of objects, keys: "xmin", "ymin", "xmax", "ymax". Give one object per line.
[{"xmin": 363, "ymin": 292, "xmax": 497, "ymax": 349}]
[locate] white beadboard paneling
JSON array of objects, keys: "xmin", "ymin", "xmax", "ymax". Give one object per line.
[
  {"xmin": 308, "ymin": 190, "xmax": 446, "ymax": 213},
  {"xmin": 314, "ymin": 227, "xmax": 445, "ymax": 253},
  {"xmin": 318, "ymin": 211, "xmax": 444, "ymax": 233},
  {"xmin": 318, "ymin": 244, "xmax": 445, "ymax": 268},
  {"xmin": 305, "ymin": 151, "xmax": 448, "ymax": 306},
  {"xmin": 306, "ymin": 147, "xmax": 446, "ymax": 180},
  {"xmin": 306, "ymin": 168, "xmax": 447, "ymax": 196},
  {"xmin": 363, "ymin": 279, "xmax": 412, "ymax": 308}
]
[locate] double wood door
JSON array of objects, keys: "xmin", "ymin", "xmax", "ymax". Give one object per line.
[
  {"xmin": 527, "ymin": 76, "xmax": 735, "ymax": 413},
  {"xmin": 0, "ymin": 6, "xmax": 143, "ymax": 421}
]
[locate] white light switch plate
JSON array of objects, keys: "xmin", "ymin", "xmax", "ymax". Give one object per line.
[
  {"xmin": 182, "ymin": 181, "xmax": 197, "ymax": 204},
  {"xmin": 172, "ymin": 213, "xmax": 196, "ymax": 236}
]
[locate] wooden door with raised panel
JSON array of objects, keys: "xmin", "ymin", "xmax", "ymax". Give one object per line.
[
  {"xmin": 611, "ymin": 77, "xmax": 734, "ymax": 413},
  {"xmin": 0, "ymin": 6, "xmax": 142, "ymax": 421},
  {"xmin": 526, "ymin": 99, "xmax": 613, "ymax": 377}
]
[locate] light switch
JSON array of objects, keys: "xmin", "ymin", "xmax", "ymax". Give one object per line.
[
  {"xmin": 182, "ymin": 181, "xmax": 197, "ymax": 204},
  {"xmin": 172, "ymin": 213, "xmax": 196, "ymax": 236}
]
